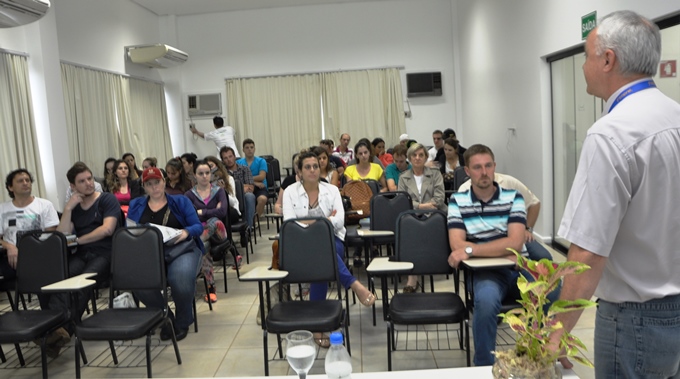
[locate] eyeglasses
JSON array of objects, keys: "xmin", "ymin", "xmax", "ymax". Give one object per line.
[{"xmin": 303, "ymin": 164, "xmax": 319, "ymax": 171}]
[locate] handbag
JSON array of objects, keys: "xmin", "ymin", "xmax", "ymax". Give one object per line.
[{"xmin": 161, "ymin": 208, "xmax": 197, "ymax": 263}]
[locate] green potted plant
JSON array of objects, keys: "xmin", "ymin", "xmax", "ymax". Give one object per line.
[{"xmin": 492, "ymin": 249, "xmax": 597, "ymax": 379}]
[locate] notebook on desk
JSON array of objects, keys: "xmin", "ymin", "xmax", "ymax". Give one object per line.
[{"xmin": 126, "ymin": 220, "xmax": 182, "ymax": 243}]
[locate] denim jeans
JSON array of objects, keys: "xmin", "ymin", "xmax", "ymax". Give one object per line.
[
  {"xmin": 525, "ymin": 240, "xmax": 552, "ymax": 261},
  {"xmin": 243, "ymin": 192, "xmax": 256, "ymax": 228},
  {"xmin": 135, "ymin": 247, "xmax": 201, "ymax": 330},
  {"xmin": 310, "ymin": 237, "xmax": 356, "ymax": 301},
  {"xmin": 470, "ymin": 266, "xmax": 560, "ymax": 366},
  {"xmin": 595, "ymin": 295, "xmax": 680, "ymax": 379}
]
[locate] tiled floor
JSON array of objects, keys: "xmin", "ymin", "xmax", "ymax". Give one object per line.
[{"xmin": 0, "ymin": 224, "xmax": 596, "ymax": 378}]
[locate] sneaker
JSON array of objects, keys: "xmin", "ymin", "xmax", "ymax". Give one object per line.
[
  {"xmin": 353, "ymin": 258, "xmax": 364, "ymax": 268},
  {"xmin": 232, "ymin": 255, "xmax": 243, "ymax": 270}
]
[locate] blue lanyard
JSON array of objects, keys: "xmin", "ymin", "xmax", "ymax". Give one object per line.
[{"xmin": 608, "ymin": 80, "xmax": 656, "ymax": 113}]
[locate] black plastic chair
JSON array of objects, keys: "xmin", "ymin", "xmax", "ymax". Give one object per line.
[
  {"xmin": 386, "ymin": 210, "xmax": 470, "ymax": 370},
  {"xmin": 362, "ymin": 178, "xmax": 381, "ymax": 195},
  {"xmin": 260, "ymin": 218, "xmax": 350, "ymax": 376},
  {"xmin": 0, "ymin": 231, "xmax": 71, "ymax": 379},
  {"xmin": 74, "ymin": 227, "xmax": 182, "ymax": 378},
  {"xmin": 369, "ymin": 191, "xmax": 413, "ymax": 256},
  {"xmin": 232, "ymin": 179, "xmax": 255, "ymax": 259},
  {"xmin": 264, "ymin": 162, "xmax": 278, "ymax": 219}
]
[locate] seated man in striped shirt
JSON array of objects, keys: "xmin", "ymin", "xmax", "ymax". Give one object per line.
[{"xmin": 446, "ymin": 144, "xmax": 551, "ymax": 366}]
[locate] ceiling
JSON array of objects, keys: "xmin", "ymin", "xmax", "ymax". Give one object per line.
[{"xmin": 130, "ymin": 0, "xmax": 388, "ymax": 16}]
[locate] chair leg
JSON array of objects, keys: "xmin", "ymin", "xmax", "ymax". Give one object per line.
[
  {"xmin": 75, "ymin": 336, "xmax": 82, "ymax": 379},
  {"xmin": 79, "ymin": 338, "xmax": 88, "ymax": 365},
  {"xmin": 344, "ymin": 316, "xmax": 351, "ymax": 356},
  {"xmin": 168, "ymin": 319, "xmax": 182, "ymax": 364},
  {"xmin": 204, "ymin": 277, "xmax": 213, "ymax": 311},
  {"xmin": 145, "ymin": 334, "xmax": 153, "ymax": 378},
  {"xmin": 386, "ymin": 321, "xmax": 392, "ymax": 371},
  {"xmin": 465, "ymin": 319, "xmax": 471, "ymax": 367},
  {"xmin": 276, "ymin": 334, "xmax": 283, "ymax": 359},
  {"xmin": 263, "ymin": 330, "xmax": 269, "ymax": 376},
  {"xmin": 193, "ymin": 299, "xmax": 198, "ymax": 333},
  {"xmin": 0, "ymin": 344, "xmax": 5, "ymax": 363},
  {"xmin": 15, "ymin": 342, "xmax": 25, "ymax": 366},
  {"xmin": 109, "ymin": 340, "xmax": 118, "ymax": 364}
]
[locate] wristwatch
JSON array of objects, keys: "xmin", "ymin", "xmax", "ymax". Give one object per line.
[
  {"xmin": 526, "ymin": 226, "xmax": 534, "ymax": 232},
  {"xmin": 465, "ymin": 246, "xmax": 473, "ymax": 257}
]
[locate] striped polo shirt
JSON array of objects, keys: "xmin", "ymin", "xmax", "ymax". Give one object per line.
[{"xmin": 447, "ymin": 182, "xmax": 526, "ymax": 244}]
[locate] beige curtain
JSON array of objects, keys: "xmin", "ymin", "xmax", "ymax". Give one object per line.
[
  {"xmin": 61, "ymin": 63, "xmax": 172, "ymax": 176},
  {"xmin": 61, "ymin": 63, "xmax": 123, "ymax": 175},
  {"xmin": 322, "ymin": 68, "xmax": 405, "ymax": 147},
  {"xmin": 226, "ymin": 74, "xmax": 322, "ymax": 161},
  {"xmin": 120, "ymin": 77, "xmax": 173, "ymax": 166},
  {"xmin": 0, "ymin": 52, "xmax": 46, "ymax": 202}
]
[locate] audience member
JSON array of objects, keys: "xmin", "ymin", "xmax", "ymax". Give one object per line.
[
  {"xmin": 0, "ymin": 169, "xmax": 59, "ymax": 281},
  {"xmin": 344, "ymin": 140, "xmax": 387, "ymax": 191},
  {"xmin": 181, "ymin": 152, "xmax": 198, "ymax": 185},
  {"xmin": 398, "ymin": 133, "xmax": 409, "ymax": 146},
  {"xmin": 190, "ymin": 116, "xmax": 240, "ymax": 157},
  {"xmin": 446, "ymin": 144, "xmax": 558, "ymax": 366},
  {"xmin": 49, "ymin": 162, "xmax": 121, "ymax": 356},
  {"xmin": 458, "ymin": 172, "xmax": 552, "ymax": 261},
  {"xmin": 236, "ymin": 139, "xmax": 268, "ymax": 219},
  {"xmin": 282, "ymin": 151, "xmax": 375, "ymax": 348},
  {"xmin": 185, "ymin": 160, "xmax": 242, "ymax": 302},
  {"xmin": 439, "ymin": 137, "xmax": 469, "ymax": 191},
  {"xmin": 221, "ymin": 146, "xmax": 255, "ymax": 239},
  {"xmin": 128, "ymin": 167, "xmax": 202, "ymax": 341},
  {"xmin": 332, "ymin": 133, "xmax": 354, "ymax": 164},
  {"xmin": 372, "ymin": 137, "xmax": 393, "ymax": 167},
  {"xmin": 101, "ymin": 157, "xmax": 116, "ymax": 191},
  {"xmin": 385, "ymin": 144, "xmax": 410, "ymax": 191},
  {"xmin": 122, "ymin": 152, "xmax": 142, "ymax": 180},
  {"xmin": 106, "ymin": 159, "xmax": 143, "ymax": 216},
  {"xmin": 165, "ymin": 158, "xmax": 192, "ymax": 196},
  {"xmin": 398, "ymin": 143, "xmax": 447, "ymax": 213},
  {"xmin": 320, "ymin": 139, "xmax": 346, "ymax": 177},
  {"xmin": 313, "ymin": 146, "xmax": 338, "ymax": 187},
  {"xmin": 203, "ymin": 156, "xmax": 241, "ymax": 225},
  {"xmin": 426, "ymin": 129, "xmax": 444, "ymax": 165}
]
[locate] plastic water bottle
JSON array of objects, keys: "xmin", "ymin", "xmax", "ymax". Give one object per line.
[{"xmin": 324, "ymin": 332, "xmax": 352, "ymax": 379}]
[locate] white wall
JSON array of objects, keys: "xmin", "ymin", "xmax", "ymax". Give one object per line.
[
  {"xmin": 453, "ymin": 0, "xmax": 680, "ymax": 239},
  {"xmin": 175, "ymin": 0, "xmax": 459, "ymax": 158}
]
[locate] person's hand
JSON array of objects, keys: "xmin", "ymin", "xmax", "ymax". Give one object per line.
[
  {"xmin": 65, "ymin": 192, "xmax": 84, "ymax": 211},
  {"xmin": 525, "ymin": 229, "xmax": 535, "ymax": 242},
  {"xmin": 547, "ymin": 333, "xmax": 573, "ymax": 369},
  {"xmin": 447, "ymin": 248, "xmax": 469, "ymax": 268},
  {"xmin": 174, "ymin": 229, "xmax": 190, "ymax": 244},
  {"xmin": 197, "ymin": 209, "xmax": 203, "ymax": 216},
  {"xmin": 328, "ymin": 209, "xmax": 337, "ymax": 219},
  {"xmin": 216, "ymin": 202, "xmax": 222, "ymax": 209},
  {"xmin": 419, "ymin": 202, "xmax": 436, "ymax": 210},
  {"xmin": 6, "ymin": 244, "xmax": 18, "ymax": 269},
  {"xmin": 254, "ymin": 182, "xmax": 264, "ymax": 189},
  {"xmin": 244, "ymin": 184, "xmax": 254, "ymax": 193}
]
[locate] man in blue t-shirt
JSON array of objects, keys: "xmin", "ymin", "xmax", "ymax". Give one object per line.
[
  {"xmin": 385, "ymin": 144, "xmax": 410, "ymax": 191},
  {"xmin": 236, "ymin": 138, "xmax": 268, "ymax": 218}
]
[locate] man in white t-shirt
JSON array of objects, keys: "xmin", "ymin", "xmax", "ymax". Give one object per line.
[
  {"xmin": 190, "ymin": 116, "xmax": 240, "ymax": 157},
  {"xmin": 0, "ymin": 169, "xmax": 59, "ymax": 280}
]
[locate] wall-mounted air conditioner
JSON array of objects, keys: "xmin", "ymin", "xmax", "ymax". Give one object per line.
[
  {"xmin": 126, "ymin": 44, "xmax": 188, "ymax": 68},
  {"xmin": 188, "ymin": 93, "xmax": 221, "ymax": 117},
  {"xmin": 0, "ymin": 0, "xmax": 50, "ymax": 28}
]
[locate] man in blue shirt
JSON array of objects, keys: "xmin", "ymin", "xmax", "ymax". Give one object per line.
[
  {"xmin": 236, "ymin": 138, "xmax": 268, "ymax": 218},
  {"xmin": 384, "ymin": 144, "xmax": 410, "ymax": 191},
  {"xmin": 447, "ymin": 144, "xmax": 527, "ymax": 366}
]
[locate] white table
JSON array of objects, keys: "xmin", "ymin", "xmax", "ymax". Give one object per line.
[
  {"xmin": 41, "ymin": 272, "xmax": 97, "ymax": 292},
  {"xmin": 366, "ymin": 257, "xmax": 414, "ymax": 323},
  {"xmin": 239, "ymin": 266, "xmax": 289, "ymax": 328},
  {"xmin": 219, "ymin": 365, "xmax": 579, "ymax": 378},
  {"xmin": 460, "ymin": 256, "xmax": 516, "ymax": 311}
]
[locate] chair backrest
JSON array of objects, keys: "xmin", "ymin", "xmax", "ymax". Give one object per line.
[
  {"xmin": 266, "ymin": 162, "xmax": 276, "ymax": 192},
  {"xmin": 279, "ymin": 218, "xmax": 339, "ymax": 286},
  {"xmin": 452, "ymin": 166, "xmax": 469, "ymax": 192},
  {"xmin": 270, "ymin": 158, "xmax": 281, "ymax": 184},
  {"xmin": 16, "ymin": 231, "xmax": 69, "ymax": 295},
  {"xmin": 362, "ymin": 179, "xmax": 380, "ymax": 195},
  {"xmin": 233, "ymin": 179, "xmax": 247, "ymax": 217},
  {"xmin": 110, "ymin": 227, "xmax": 165, "ymax": 293},
  {"xmin": 395, "ymin": 210, "xmax": 453, "ymax": 276},
  {"xmin": 370, "ymin": 191, "xmax": 413, "ymax": 233}
]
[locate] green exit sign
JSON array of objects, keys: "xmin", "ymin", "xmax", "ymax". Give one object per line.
[{"xmin": 582, "ymin": 11, "xmax": 597, "ymax": 40}]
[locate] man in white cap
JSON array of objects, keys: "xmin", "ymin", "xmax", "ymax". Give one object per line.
[{"xmin": 399, "ymin": 133, "xmax": 409, "ymax": 146}]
